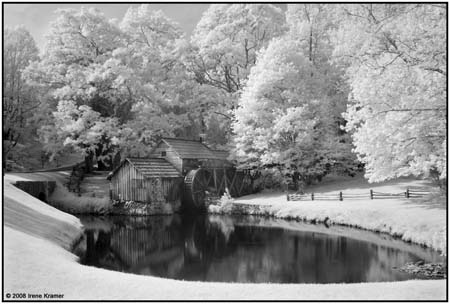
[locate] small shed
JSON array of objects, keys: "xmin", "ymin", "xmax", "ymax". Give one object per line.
[{"xmin": 109, "ymin": 158, "xmax": 183, "ymax": 209}]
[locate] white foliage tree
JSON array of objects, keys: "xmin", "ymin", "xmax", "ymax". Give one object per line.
[
  {"xmin": 116, "ymin": 4, "xmax": 207, "ymax": 155},
  {"xmin": 24, "ymin": 7, "xmax": 128, "ymax": 169},
  {"xmin": 3, "ymin": 26, "xmax": 40, "ymax": 167},
  {"xmin": 333, "ymin": 4, "xmax": 446, "ymax": 184},
  {"xmin": 232, "ymin": 37, "xmax": 352, "ymax": 187},
  {"xmin": 40, "ymin": 100, "xmax": 121, "ymax": 163},
  {"xmin": 190, "ymin": 4, "xmax": 287, "ymax": 147},
  {"xmin": 286, "ymin": 4, "xmax": 336, "ymax": 66},
  {"xmin": 25, "ymin": 5, "xmax": 210, "ymax": 163},
  {"xmin": 191, "ymin": 4, "xmax": 286, "ymax": 93},
  {"xmin": 286, "ymin": 4, "xmax": 359, "ymax": 177}
]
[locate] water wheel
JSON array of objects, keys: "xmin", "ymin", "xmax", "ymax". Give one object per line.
[{"xmin": 184, "ymin": 168, "xmax": 213, "ymax": 210}]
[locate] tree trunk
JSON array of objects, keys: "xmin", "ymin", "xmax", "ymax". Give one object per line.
[
  {"xmin": 84, "ymin": 151, "xmax": 94, "ymax": 173},
  {"xmin": 113, "ymin": 151, "xmax": 121, "ymax": 170}
]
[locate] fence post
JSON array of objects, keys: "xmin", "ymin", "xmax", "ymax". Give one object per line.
[
  {"xmin": 311, "ymin": 192, "xmax": 314, "ymax": 201},
  {"xmin": 406, "ymin": 188, "xmax": 410, "ymax": 198},
  {"xmin": 370, "ymin": 189, "xmax": 373, "ymax": 199},
  {"xmin": 339, "ymin": 191, "xmax": 343, "ymax": 201},
  {"xmin": 286, "ymin": 194, "xmax": 290, "ymax": 201}
]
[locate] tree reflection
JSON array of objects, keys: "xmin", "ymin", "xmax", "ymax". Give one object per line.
[{"xmin": 75, "ymin": 214, "xmax": 442, "ymax": 283}]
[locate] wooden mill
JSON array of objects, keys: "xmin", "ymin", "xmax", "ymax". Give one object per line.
[{"xmin": 110, "ymin": 138, "xmax": 254, "ymax": 211}]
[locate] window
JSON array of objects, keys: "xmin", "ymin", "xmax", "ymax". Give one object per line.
[{"xmin": 161, "ymin": 151, "xmax": 166, "ymax": 157}]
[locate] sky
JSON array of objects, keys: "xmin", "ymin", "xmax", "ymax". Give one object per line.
[{"xmin": 3, "ymin": 3, "xmax": 211, "ymax": 51}]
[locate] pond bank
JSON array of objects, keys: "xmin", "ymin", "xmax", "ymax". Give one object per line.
[
  {"xmin": 208, "ymin": 177, "xmax": 446, "ymax": 255},
  {"xmin": 209, "ymin": 199, "xmax": 446, "ymax": 254},
  {"xmin": 398, "ymin": 261, "xmax": 447, "ymax": 279},
  {"xmin": 3, "ymin": 175, "xmax": 447, "ymax": 300}
]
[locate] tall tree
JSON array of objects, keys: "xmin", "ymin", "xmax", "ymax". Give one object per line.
[
  {"xmin": 231, "ymin": 5, "xmax": 358, "ymax": 188},
  {"xmin": 116, "ymin": 4, "xmax": 207, "ymax": 155},
  {"xmin": 286, "ymin": 4, "xmax": 335, "ymax": 65},
  {"xmin": 25, "ymin": 7, "xmax": 129, "ymax": 169},
  {"xmin": 232, "ymin": 36, "xmax": 356, "ymax": 188},
  {"xmin": 286, "ymin": 4, "xmax": 358, "ymax": 176},
  {"xmin": 40, "ymin": 100, "xmax": 121, "ymax": 164},
  {"xmin": 26, "ymin": 7, "xmax": 127, "ymax": 114},
  {"xmin": 191, "ymin": 4, "xmax": 286, "ymax": 93},
  {"xmin": 189, "ymin": 4, "xmax": 287, "ymax": 147},
  {"xmin": 332, "ymin": 4, "xmax": 446, "ymax": 184},
  {"xmin": 3, "ymin": 26, "xmax": 40, "ymax": 168}
]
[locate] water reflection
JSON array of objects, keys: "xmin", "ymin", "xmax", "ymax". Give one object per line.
[{"xmin": 75, "ymin": 214, "xmax": 443, "ymax": 283}]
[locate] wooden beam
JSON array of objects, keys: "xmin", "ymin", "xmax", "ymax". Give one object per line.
[
  {"xmin": 229, "ymin": 170, "xmax": 238, "ymax": 197},
  {"xmin": 238, "ymin": 173, "xmax": 246, "ymax": 197},
  {"xmin": 213, "ymin": 168, "xmax": 218, "ymax": 195},
  {"xmin": 217, "ymin": 174, "xmax": 225, "ymax": 195},
  {"xmin": 223, "ymin": 167, "xmax": 228, "ymax": 189}
]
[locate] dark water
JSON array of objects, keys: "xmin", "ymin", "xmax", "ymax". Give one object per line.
[{"xmin": 75, "ymin": 214, "xmax": 443, "ymax": 283}]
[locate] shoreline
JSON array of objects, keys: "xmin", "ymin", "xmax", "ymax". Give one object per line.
[{"xmin": 208, "ymin": 199, "xmax": 447, "ymax": 256}]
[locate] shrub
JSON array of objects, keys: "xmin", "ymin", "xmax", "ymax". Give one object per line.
[
  {"xmin": 48, "ymin": 181, "xmax": 111, "ymax": 214},
  {"xmin": 219, "ymin": 192, "xmax": 234, "ymax": 213},
  {"xmin": 208, "ymin": 190, "xmax": 235, "ymax": 214}
]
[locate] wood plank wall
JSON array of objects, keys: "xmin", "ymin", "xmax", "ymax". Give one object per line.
[
  {"xmin": 149, "ymin": 142, "xmax": 183, "ymax": 173},
  {"xmin": 165, "ymin": 148, "xmax": 183, "ymax": 172},
  {"xmin": 110, "ymin": 161, "xmax": 183, "ymax": 204}
]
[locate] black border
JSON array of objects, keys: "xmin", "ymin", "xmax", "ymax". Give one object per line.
[{"xmin": 1, "ymin": 1, "xmax": 448, "ymax": 302}]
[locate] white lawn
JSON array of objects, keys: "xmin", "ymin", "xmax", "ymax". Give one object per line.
[{"xmin": 3, "ymin": 174, "xmax": 447, "ymax": 300}]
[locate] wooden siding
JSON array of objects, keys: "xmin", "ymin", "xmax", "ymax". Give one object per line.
[
  {"xmin": 165, "ymin": 148, "xmax": 183, "ymax": 172},
  {"xmin": 111, "ymin": 161, "xmax": 183, "ymax": 204},
  {"xmin": 148, "ymin": 142, "xmax": 169, "ymax": 158}
]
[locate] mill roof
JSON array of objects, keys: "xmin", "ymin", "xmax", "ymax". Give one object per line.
[
  {"xmin": 161, "ymin": 138, "xmax": 222, "ymax": 160},
  {"xmin": 113, "ymin": 158, "xmax": 182, "ymax": 178}
]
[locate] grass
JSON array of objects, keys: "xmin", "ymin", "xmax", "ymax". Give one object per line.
[
  {"xmin": 414, "ymin": 191, "xmax": 447, "ymax": 209},
  {"xmin": 49, "ymin": 181, "xmax": 112, "ymax": 214}
]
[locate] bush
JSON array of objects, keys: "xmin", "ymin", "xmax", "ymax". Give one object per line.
[
  {"xmin": 208, "ymin": 190, "xmax": 235, "ymax": 214},
  {"xmin": 252, "ymin": 169, "xmax": 285, "ymax": 191},
  {"xmin": 219, "ymin": 192, "xmax": 234, "ymax": 213},
  {"xmin": 48, "ymin": 181, "xmax": 111, "ymax": 214}
]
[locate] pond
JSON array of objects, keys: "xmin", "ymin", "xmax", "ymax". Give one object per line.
[{"xmin": 75, "ymin": 214, "xmax": 443, "ymax": 284}]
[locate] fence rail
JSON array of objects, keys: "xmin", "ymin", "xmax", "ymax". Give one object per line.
[{"xmin": 287, "ymin": 188, "xmax": 430, "ymax": 202}]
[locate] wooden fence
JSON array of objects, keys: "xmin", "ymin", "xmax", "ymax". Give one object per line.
[{"xmin": 287, "ymin": 188, "xmax": 430, "ymax": 201}]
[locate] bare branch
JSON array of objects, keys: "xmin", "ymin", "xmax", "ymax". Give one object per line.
[
  {"xmin": 423, "ymin": 67, "xmax": 446, "ymax": 76},
  {"xmin": 376, "ymin": 108, "xmax": 446, "ymax": 115},
  {"xmin": 213, "ymin": 111, "xmax": 232, "ymax": 120}
]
